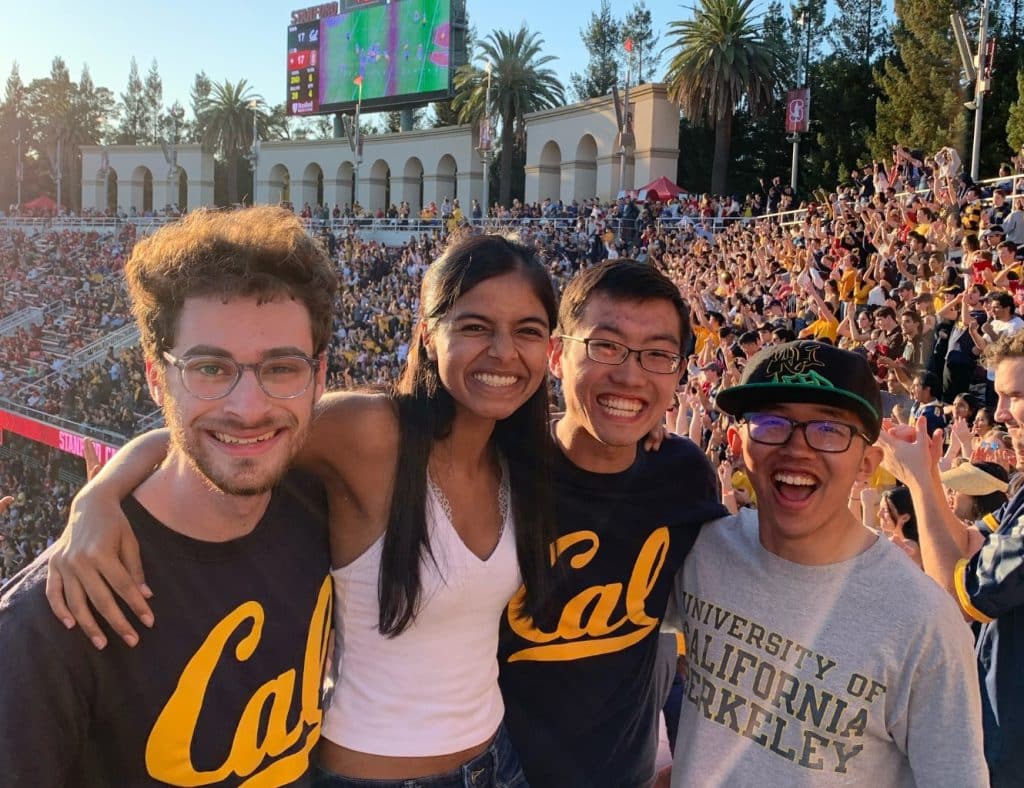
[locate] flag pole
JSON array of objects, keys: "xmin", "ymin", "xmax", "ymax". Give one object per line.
[
  {"xmin": 353, "ymin": 75, "xmax": 363, "ymax": 213},
  {"xmin": 619, "ymin": 38, "xmax": 633, "ymax": 200}
]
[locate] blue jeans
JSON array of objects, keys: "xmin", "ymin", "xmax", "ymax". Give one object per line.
[{"xmin": 313, "ymin": 725, "xmax": 529, "ymax": 788}]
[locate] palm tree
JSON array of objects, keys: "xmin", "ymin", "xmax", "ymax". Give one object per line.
[
  {"xmin": 452, "ymin": 26, "xmax": 565, "ymax": 208},
  {"xmin": 197, "ymin": 79, "xmax": 272, "ymax": 204},
  {"xmin": 663, "ymin": 0, "xmax": 787, "ymax": 195}
]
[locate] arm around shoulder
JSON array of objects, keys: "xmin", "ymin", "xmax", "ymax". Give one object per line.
[{"xmin": 299, "ymin": 391, "xmax": 400, "ymax": 484}]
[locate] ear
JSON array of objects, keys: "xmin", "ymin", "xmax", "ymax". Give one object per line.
[
  {"xmin": 548, "ymin": 335, "xmax": 565, "ymax": 380},
  {"xmin": 421, "ymin": 326, "xmax": 437, "ymax": 362},
  {"xmin": 857, "ymin": 443, "xmax": 883, "ymax": 482},
  {"xmin": 313, "ymin": 351, "xmax": 328, "ymax": 402},
  {"xmin": 145, "ymin": 357, "xmax": 164, "ymax": 407}
]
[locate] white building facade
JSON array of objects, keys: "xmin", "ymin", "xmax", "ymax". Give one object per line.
[{"xmin": 81, "ymin": 85, "xmax": 681, "ymax": 213}]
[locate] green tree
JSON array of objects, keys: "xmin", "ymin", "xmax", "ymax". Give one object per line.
[
  {"xmin": 197, "ymin": 79, "xmax": 269, "ymax": 204},
  {"xmin": 187, "ymin": 70, "xmax": 212, "ymax": 143},
  {"xmin": 293, "ymin": 113, "xmax": 334, "ymax": 140},
  {"xmin": 830, "ymin": 0, "xmax": 887, "ymax": 67},
  {"xmin": 116, "ymin": 57, "xmax": 149, "ymax": 144},
  {"xmin": 664, "ymin": 0, "xmax": 788, "ymax": 194},
  {"xmin": 431, "ymin": 99, "xmax": 461, "ymax": 127},
  {"xmin": 0, "ymin": 63, "xmax": 31, "ymax": 208},
  {"xmin": 570, "ymin": 0, "xmax": 622, "ymax": 100},
  {"xmin": 452, "ymin": 25, "xmax": 565, "ymax": 207},
  {"xmin": 1009, "ymin": 69, "xmax": 1024, "ymax": 153},
  {"xmin": 24, "ymin": 59, "xmax": 112, "ymax": 211},
  {"xmin": 975, "ymin": 1, "xmax": 1024, "ymax": 174},
  {"xmin": 143, "ymin": 59, "xmax": 166, "ymax": 142},
  {"xmin": 383, "ymin": 107, "xmax": 426, "ymax": 132},
  {"xmin": 622, "ymin": 1, "xmax": 660, "ymax": 83},
  {"xmin": 871, "ymin": 0, "xmax": 969, "ymax": 161}
]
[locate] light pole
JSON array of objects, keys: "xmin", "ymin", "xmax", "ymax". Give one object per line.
[
  {"xmin": 619, "ymin": 47, "xmax": 634, "ymax": 198},
  {"xmin": 168, "ymin": 106, "xmax": 185, "ymax": 210},
  {"xmin": 15, "ymin": 128, "xmax": 23, "ymax": 209},
  {"xmin": 477, "ymin": 61, "xmax": 494, "ymax": 225},
  {"xmin": 54, "ymin": 125, "xmax": 64, "ymax": 213},
  {"xmin": 249, "ymin": 99, "xmax": 260, "ymax": 205},
  {"xmin": 789, "ymin": 10, "xmax": 809, "ymax": 191},
  {"xmin": 969, "ymin": 0, "xmax": 991, "ymax": 181}
]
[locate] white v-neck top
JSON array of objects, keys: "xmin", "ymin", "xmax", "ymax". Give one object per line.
[{"xmin": 321, "ymin": 465, "xmax": 520, "ymax": 756}]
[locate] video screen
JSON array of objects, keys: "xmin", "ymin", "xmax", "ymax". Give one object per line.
[{"xmin": 287, "ymin": 0, "xmax": 452, "ymax": 116}]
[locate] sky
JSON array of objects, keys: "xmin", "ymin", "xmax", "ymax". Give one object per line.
[{"xmin": 0, "ymin": 0, "xmax": 683, "ymax": 117}]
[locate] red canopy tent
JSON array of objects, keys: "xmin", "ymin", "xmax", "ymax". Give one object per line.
[
  {"xmin": 637, "ymin": 176, "xmax": 686, "ymax": 202},
  {"xmin": 23, "ymin": 195, "xmax": 58, "ymax": 213}
]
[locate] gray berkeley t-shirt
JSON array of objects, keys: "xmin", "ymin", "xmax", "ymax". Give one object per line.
[{"xmin": 669, "ymin": 510, "xmax": 986, "ymax": 787}]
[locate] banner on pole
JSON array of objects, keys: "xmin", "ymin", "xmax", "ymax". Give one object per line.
[{"xmin": 785, "ymin": 88, "xmax": 811, "ymax": 133}]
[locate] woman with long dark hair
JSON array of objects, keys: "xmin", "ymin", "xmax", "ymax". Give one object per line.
[{"xmin": 45, "ymin": 233, "xmax": 559, "ymax": 787}]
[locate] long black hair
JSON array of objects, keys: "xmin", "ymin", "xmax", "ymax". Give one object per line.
[
  {"xmin": 379, "ymin": 232, "xmax": 558, "ymax": 636},
  {"xmin": 882, "ymin": 485, "xmax": 918, "ymax": 542}
]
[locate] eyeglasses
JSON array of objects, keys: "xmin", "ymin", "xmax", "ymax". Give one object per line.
[
  {"xmin": 162, "ymin": 351, "xmax": 319, "ymax": 400},
  {"xmin": 559, "ymin": 335, "xmax": 682, "ymax": 374},
  {"xmin": 741, "ymin": 412, "xmax": 870, "ymax": 453}
]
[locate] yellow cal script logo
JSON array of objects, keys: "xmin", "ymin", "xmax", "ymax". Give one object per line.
[
  {"xmin": 145, "ymin": 575, "xmax": 332, "ymax": 787},
  {"xmin": 506, "ymin": 527, "xmax": 669, "ymax": 662}
]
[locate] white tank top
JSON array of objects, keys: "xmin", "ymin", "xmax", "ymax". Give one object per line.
[{"xmin": 321, "ymin": 462, "xmax": 521, "ymax": 756}]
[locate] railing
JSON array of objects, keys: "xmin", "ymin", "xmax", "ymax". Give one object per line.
[
  {"xmin": 16, "ymin": 322, "xmax": 140, "ymax": 397},
  {"xmin": 0, "ymin": 397, "xmax": 129, "ymax": 445},
  {"xmin": 0, "ymin": 306, "xmax": 43, "ymax": 336},
  {"xmin": 2, "ymin": 169, "xmax": 1018, "ymax": 240},
  {"xmin": 137, "ymin": 409, "xmax": 165, "ymax": 431},
  {"xmin": 60, "ymin": 323, "xmax": 140, "ymax": 374}
]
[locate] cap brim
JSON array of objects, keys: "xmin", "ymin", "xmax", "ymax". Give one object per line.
[
  {"xmin": 939, "ymin": 465, "xmax": 1009, "ymax": 495},
  {"xmin": 715, "ymin": 383, "xmax": 881, "ymax": 441}
]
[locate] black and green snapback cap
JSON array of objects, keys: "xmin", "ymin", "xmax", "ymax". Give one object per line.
[{"xmin": 715, "ymin": 340, "xmax": 883, "ymax": 441}]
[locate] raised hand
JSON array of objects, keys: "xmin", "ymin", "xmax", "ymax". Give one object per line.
[{"xmin": 877, "ymin": 416, "xmax": 944, "ymax": 485}]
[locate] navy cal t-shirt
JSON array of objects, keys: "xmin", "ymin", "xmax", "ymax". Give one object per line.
[{"xmin": 499, "ymin": 436, "xmax": 725, "ymax": 788}]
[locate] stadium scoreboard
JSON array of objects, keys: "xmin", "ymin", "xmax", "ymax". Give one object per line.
[{"xmin": 287, "ymin": 0, "xmax": 459, "ymax": 116}]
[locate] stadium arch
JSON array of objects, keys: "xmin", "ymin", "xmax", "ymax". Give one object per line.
[
  {"xmin": 299, "ymin": 162, "xmax": 324, "ymax": 208},
  {"xmin": 536, "ymin": 141, "xmax": 562, "ymax": 204},
  {"xmin": 258, "ymin": 128, "xmax": 482, "ymax": 215},
  {"xmin": 524, "ymin": 83, "xmax": 680, "ymax": 204},
  {"xmin": 428, "ymin": 154, "xmax": 458, "ymax": 208},
  {"xmin": 129, "ymin": 165, "xmax": 154, "ymax": 214},
  {"xmin": 265, "ymin": 163, "xmax": 291, "ymax": 205},
  {"xmin": 398, "ymin": 157, "xmax": 425, "ymax": 213},
  {"xmin": 80, "ymin": 145, "xmax": 214, "ymax": 213},
  {"xmin": 331, "ymin": 161, "xmax": 356, "ymax": 210},
  {"xmin": 367, "ymin": 159, "xmax": 391, "ymax": 213},
  {"xmin": 572, "ymin": 134, "xmax": 599, "ymax": 202}
]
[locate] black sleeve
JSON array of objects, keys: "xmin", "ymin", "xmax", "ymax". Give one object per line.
[{"xmin": 0, "ymin": 564, "xmax": 94, "ymax": 787}]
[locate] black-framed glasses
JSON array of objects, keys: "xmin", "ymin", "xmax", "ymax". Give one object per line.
[
  {"xmin": 559, "ymin": 335, "xmax": 682, "ymax": 374},
  {"xmin": 741, "ymin": 412, "xmax": 869, "ymax": 453},
  {"xmin": 162, "ymin": 351, "xmax": 319, "ymax": 400}
]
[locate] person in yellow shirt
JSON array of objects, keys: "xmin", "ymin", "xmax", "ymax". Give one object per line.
[{"xmin": 798, "ymin": 288, "xmax": 840, "ymax": 343}]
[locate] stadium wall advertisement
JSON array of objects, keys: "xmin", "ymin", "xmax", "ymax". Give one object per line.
[{"xmin": 0, "ymin": 408, "xmax": 119, "ymax": 464}]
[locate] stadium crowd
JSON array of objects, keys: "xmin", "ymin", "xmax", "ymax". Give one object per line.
[
  {"xmin": 3, "ymin": 141, "xmax": 1024, "ymax": 787},
  {"xmin": 3, "ymin": 158, "xmax": 1024, "ymax": 582},
  {"xmin": 0, "ymin": 434, "xmax": 79, "ymax": 580}
]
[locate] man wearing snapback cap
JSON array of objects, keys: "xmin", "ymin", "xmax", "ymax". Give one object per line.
[{"xmin": 668, "ymin": 340, "xmax": 985, "ymax": 786}]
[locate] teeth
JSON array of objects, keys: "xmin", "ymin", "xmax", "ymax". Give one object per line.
[
  {"xmin": 598, "ymin": 395, "xmax": 644, "ymax": 414},
  {"xmin": 214, "ymin": 431, "xmax": 276, "ymax": 445},
  {"xmin": 474, "ymin": 372, "xmax": 518, "ymax": 387},
  {"xmin": 774, "ymin": 472, "xmax": 816, "ymax": 486}
]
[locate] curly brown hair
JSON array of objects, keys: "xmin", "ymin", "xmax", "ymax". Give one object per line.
[
  {"xmin": 125, "ymin": 207, "xmax": 338, "ymax": 360},
  {"xmin": 985, "ymin": 330, "xmax": 1024, "ymax": 368}
]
